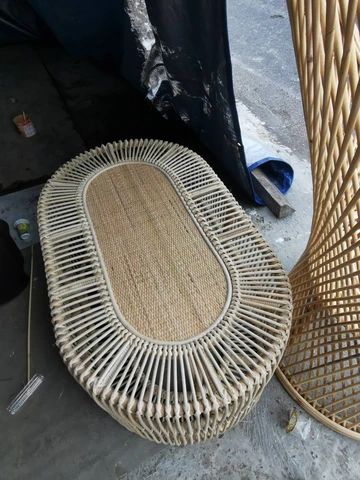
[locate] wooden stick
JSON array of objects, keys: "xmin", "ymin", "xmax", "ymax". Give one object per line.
[{"xmin": 251, "ymin": 168, "xmax": 295, "ymax": 218}]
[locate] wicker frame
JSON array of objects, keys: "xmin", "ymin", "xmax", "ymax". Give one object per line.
[
  {"xmin": 277, "ymin": 1, "xmax": 360, "ymax": 440},
  {"xmin": 38, "ymin": 139, "xmax": 292, "ymax": 445}
]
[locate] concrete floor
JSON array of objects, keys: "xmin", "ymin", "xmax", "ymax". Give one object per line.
[
  {"xmin": 227, "ymin": 0, "xmax": 309, "ymax": 161},
  {"xmin": 1, "ymin": 1, "xmax": 359, "ymax": 479},
  {"xmin": 0, "ymin": 45, "xmax": 84, "ymax": 193}
]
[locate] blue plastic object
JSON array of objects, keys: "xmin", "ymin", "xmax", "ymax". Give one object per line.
[{"xmin": 243, "ymin": 135, "xmax": 294, "ymax": 205}]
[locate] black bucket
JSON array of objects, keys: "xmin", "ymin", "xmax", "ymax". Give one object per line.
[{"xmin": 0, "ymin": 220, "xmax": 29, "ymax": 304}]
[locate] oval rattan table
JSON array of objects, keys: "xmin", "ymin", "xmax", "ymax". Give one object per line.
[{"xmin": 38, "ymin": 139, "xmax": 292, "ymax": 445}]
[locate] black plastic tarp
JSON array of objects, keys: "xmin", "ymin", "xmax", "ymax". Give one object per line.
[
  {"xmin": 0, "ymin": 0, "xmax": 253, "ymax": 199},
  {"xmin": 145, "ymin": 1, "xmax": 251, "ymax": 198}
]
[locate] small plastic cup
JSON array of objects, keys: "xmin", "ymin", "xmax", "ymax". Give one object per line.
[{"xmin": 14, "ymin": 218, "xmax": 31, "ymax": 241}]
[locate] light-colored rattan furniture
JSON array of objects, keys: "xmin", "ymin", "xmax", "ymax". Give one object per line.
[
  {"xmin": 278, "ymin": 1, "xmax": 360, "ymax": 440},
  {"xmin": 38, "ymin": 139, "xmax": 292, "ymax": 444}
]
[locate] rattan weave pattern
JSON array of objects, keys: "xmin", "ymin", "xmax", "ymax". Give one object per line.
[
  {"xmin": 85, "ymin": 163, "xmax": 228, "ymax": 343},
  {"xmin": 278, "ymin": 0, "xmax": 360, "ymax": 440},
  {"xmin": 38, "ymin": 139, "xmax": 292, "ymax": 444}
]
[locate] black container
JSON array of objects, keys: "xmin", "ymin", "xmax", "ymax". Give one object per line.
[{"xmin": 0, "ymin": 219, "xmax": 29, "ymax": 304}]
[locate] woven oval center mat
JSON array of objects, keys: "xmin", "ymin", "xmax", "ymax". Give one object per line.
[{"xmin": 85, "ymin": 163, "xmax": 229, "ymax": 342}]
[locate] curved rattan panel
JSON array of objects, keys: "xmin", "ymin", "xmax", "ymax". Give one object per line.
[
  {"xmin": 38, "ymin": 139, "xmax": 291, "ymax": 445},
  {"xmin": 278, "ymin": 1, "xmax": 360, "ymax": 440}
]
